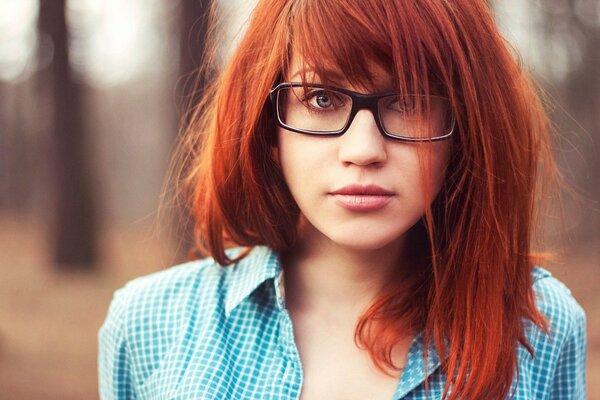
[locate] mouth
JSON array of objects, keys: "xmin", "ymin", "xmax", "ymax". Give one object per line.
[
  {"xmin": 329, "ymin": 184, "xmax": 394, "ymax": 211},
  {"xmin": 330, "ymin": 184, "xmax": 395, "ymax": 196}
]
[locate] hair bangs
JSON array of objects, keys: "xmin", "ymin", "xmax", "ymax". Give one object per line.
[
  {"xmin": 286, "ymin": 0, "xmax": 452, "ymax": 100},
  {"xmin": 287, "ymin": 0, "xmax": 393, "ymax": 92}
]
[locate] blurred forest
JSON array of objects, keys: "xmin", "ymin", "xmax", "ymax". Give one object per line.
[{"xmin": 0, "ymin": 0, "xmax": 598, "ymax": 399}]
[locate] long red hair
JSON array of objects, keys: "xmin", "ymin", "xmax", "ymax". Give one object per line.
[{"xmin": 177, "ymin": 1, "xmax": 555, "ymax": 398}]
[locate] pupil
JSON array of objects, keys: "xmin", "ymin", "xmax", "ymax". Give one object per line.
[{"xmin": 316, "ymin": 95, "xmax": 331, "ymax": 108}]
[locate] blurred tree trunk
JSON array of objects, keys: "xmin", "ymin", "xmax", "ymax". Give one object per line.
[
  {"xmin": 38, "ymin": 0, "xmax": 98, "ymax": 269},
  {"xmin": 172, "ymin": 0, "xmax": 213, "ymax": 260},
  {"xmin": 0, "ymin": 84, "xmax": 31, "ymax": 211}
]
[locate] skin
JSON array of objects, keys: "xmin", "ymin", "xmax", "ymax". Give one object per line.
[{"xmin": 275, "ymin": 54, "xmax": 452, "ymax": 399}]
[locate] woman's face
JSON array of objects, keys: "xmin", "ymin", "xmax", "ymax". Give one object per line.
[{"xmin": 277, "ymin": 55, "xmax": 452, "ymax": 251}]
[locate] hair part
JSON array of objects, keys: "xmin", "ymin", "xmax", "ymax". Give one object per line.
[{"xmin": 175, "ymin": 1, "xmax": 557, "ymax": 399}]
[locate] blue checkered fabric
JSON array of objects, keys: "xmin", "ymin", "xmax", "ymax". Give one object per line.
[{"xmin": 98, "ymin": 246, "xmax": 587, "ymax": 399}]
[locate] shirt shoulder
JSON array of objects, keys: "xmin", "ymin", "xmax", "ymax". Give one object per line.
[
  {"xmin": 112, "ymin": 246, "xmax": 279, "ymax": 323},
  {"xmin": 112, "ymin": 247, "xmax": 260, "ymax": 334},
  {"xmin": 99, "ymin": 246, "xmax": 282, "ymax": 398},
  {"xmin": 530, "ymin": 267, "xmax": 586, "ymax": 343},
  {"xmin": 115, "ymin": 255, "xmax": 225, "ymax": 321},
  {"xmin": 517, "ymin": 267, "xmax": 587, "ymax": 399},
  {"xmin": 99, "ymin": 251, "xmax": 235, "ymax": 389}
]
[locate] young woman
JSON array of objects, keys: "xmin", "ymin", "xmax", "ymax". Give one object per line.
[{"xmin": 99, "ymin": 0, "xmax": 587, "ymax": 399}]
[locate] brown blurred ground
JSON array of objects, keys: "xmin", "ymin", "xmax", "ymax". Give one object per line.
[{"xmin": 0, "ymin": 213, "xmax": 598, "ymax": 399}]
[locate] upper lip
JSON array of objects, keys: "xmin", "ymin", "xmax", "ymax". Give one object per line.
[{"xmin": 330, "ymin": 184, "xmax": 395, "ymax": 195}]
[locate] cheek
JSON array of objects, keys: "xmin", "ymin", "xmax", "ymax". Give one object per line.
[
  {"xmin": 277, "ymin": 129, "xmax": 329, "ymax": 189},
  {"xmin": 394, "ymin": 141, "xmax": 451, "ymax": 205},
  {"xmin": 277, "ymin": 131, "xmax": 311, "ymax": 210},
  {"xmin": 277, "ymin": 130, "xmax": 301, "ymax": 186}
]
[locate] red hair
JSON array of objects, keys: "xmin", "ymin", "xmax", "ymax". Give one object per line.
[{"xmin": 177, "ymin": 1, "xmax": 555, "ymax": 398}]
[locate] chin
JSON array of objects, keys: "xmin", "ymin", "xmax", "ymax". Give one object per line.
[{"xmin": 325, "ymin": 229, "xmax": 405, "ymax": 251}]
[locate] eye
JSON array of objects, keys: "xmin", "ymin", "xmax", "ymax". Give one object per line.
[
  {"xmin": 313, "ymin": 93, "xmax": 332, "ymax": 108},
  {"xmin": 305, "ymin": 90, "xmax": 345, "ymax": 110}
]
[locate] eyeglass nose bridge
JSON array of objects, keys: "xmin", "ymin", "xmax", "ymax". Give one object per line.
[{"xmin": 343, "ymin": 93, "xmax": 389, "ymax": 138}]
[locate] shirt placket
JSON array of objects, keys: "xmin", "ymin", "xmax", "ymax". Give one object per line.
[{"xmin": 273, "ymin": 271, "xmax": 304, "ymax": 400}]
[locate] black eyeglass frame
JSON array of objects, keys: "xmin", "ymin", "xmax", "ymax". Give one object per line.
[{"xmin": 269, "ymin": 82, "xmax": 455, "ymax": 142}]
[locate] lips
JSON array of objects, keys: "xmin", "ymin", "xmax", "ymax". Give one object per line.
[
  {"xmin": 329, "ymin": 184, "xmax": 394, "ymax": 211},
  {"xmin": 330, "ymin": 184, "xmax": 395, "ymax": 196}
]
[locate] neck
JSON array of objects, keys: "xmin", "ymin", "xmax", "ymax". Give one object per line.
[{"xmin": 281, "ymin": 222, "xmax": 407, "ymax": 322}]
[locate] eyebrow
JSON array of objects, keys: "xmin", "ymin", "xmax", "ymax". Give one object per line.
[
  {"xmin": 288, "ymin": 68, "xmax": 346, "ymax": 83},
  {"xmin": 288, "ymin": 70, "xmax": 397, "ymax": 94}
]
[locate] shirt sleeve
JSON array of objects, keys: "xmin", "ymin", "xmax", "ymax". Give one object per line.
[
  {"xmin": 98, "ymin": 288, "xmax": 136, "ymax": 400},
  {"xmin": 549, "ymin": 299, "xmax": 587, "ymax": 400}
]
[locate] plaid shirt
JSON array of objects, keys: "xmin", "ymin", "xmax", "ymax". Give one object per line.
[{"xmin": 99, "ymin": 246, "xmax": 587, "ymax": 399}]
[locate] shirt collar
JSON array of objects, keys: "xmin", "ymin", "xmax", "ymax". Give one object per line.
[
  {"xmin": 224, "ymin": 246, "xmax": 283, "ymax": 317},
  {"xmin": 393, "ymin": 332, "xmax": 444, "ymax": 398},
  {"xmin": 223, "ymin": 245, "xmax": 447, "ymax": 395}
]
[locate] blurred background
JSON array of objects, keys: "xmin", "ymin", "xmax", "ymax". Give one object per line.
[{"xmin": 0, "ymin": 0, "xmax": 598, "ymax": 398}]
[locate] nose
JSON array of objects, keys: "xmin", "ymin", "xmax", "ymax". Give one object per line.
[{"xmin": 338, "ymin": 109, "xmax": 387, "ymax": 167}]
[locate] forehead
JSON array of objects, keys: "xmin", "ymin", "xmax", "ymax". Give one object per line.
[{"xmin": 285, "ymin": 52, "xmax": 395, "ymax": 93}]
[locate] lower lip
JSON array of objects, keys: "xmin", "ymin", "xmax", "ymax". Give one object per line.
[{"xmin": 331, "ymin": 194, "xmax": 393, "ymax": 211}]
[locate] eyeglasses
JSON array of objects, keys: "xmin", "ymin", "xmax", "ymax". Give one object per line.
[{"xmin": 269, "ymin": 83, "xmax": 455, "ymax": 142}]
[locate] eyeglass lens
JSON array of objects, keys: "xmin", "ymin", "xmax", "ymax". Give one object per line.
[{"xmin": 276, "ymin": 86, "xmax": 453, "ymax": 139}]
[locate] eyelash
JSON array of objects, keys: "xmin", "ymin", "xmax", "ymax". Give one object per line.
[{"xmin": 301, "ymin": 91, "xmax": 346, "ymax": 112}]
